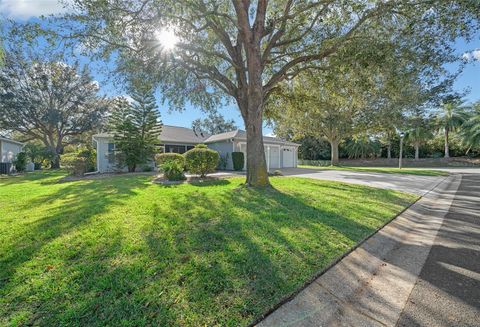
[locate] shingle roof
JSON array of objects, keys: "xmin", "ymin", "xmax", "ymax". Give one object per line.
[
  {"xmin": 93, "ymin": 125, "xmax": 209, "ymax": 144},
  {"xmin": 160, "ymin": 125, "xmax": 209, "ymax": 143},
  {"xmin": 204, "ymin": 129, "xmax": 299, "ymax": 146}
]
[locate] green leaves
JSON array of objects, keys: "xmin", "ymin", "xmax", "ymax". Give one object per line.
[{"xmin": 108, "ymin": 84, "xmax": 162, "ymax": 171}]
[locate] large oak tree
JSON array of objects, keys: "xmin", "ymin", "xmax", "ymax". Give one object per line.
[
  {"xmin": 57, "ymin": 0, "xmax": 479, "ymax": 185},
  {"xmin": 0, "ymin": 52, "xmax": 107, "ymax": 167}
]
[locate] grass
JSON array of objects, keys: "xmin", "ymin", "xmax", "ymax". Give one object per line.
[
  {"xmin": 0, "ymin": 171, "xmax": 416, "ymax": 326},
  {"xmin": 298, "ymin": 165, "xmax": 449, "ymax": 176}
]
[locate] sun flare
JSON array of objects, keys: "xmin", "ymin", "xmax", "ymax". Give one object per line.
[{"xmin": 155, "ymin": 29, "xmax": 178, "ymax": 51}]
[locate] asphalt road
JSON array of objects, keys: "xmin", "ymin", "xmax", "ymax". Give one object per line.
[
  {"xmin": 396, "ymin": 173, "xmax": 480, "ymax": 327},
  {"xmin": 280, "ymin": 168, "xmax": 445, "ymax": 195}
]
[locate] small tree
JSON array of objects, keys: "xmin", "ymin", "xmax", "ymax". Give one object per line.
[
  {"xmin": 436, "ymin": 97, "xmax": 468, "ymax": 158},
  {"xmin": 184, "ymin": 144, "xmax": 219, "ymax": 177},
  {"xmin": 109, "ymin": 83, "xmax": 162, "ymax": 172},
  {"xmin": 13, "ymin": 152, "xmax": 28, "ymax": 172}
]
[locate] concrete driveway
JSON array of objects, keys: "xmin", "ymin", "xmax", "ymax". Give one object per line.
[{"xmin": 280, "ymin": 168, "xmax": 447, "ymax": 195}]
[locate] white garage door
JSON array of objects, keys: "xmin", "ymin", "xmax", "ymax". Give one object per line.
[
  {"xmin": 268, "ymin": 146, "xmax": 280, "ymax": 169},
  {"xmin": 282, "ymin": 147, "xmax": 295, "ymax": 167}
]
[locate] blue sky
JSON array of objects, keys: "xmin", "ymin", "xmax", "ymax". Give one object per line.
[{"xmin": 2, "ymin": 0, "xmax": 479, "ymax": 136}]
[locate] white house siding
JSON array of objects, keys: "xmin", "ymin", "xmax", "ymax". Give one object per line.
[
  {"xmin": 234, "ymin": 141, "xmax": 296, "ymax": 170},
  {"xmin": 94, "ymin": 136, "xmax": 129, "ymax": 173},
  {"xmin": 205, "ymin": 141, "xmax": 234, "ymax": 170},
  {"xmin": 1, "ymin": 140, "xmax": 23, "ymax": 163}
]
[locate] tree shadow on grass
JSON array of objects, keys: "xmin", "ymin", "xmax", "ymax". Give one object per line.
[
  {"xmin": 0, "ymin": 176, "xmax": 151, "ymax": 291},
  {"xmin": 1, "ymin": 177, "xmax": 413, "ymax": 326},
  {"xmin": 141, "ymin": 180, "xmax": 412, "ymax": 325}
]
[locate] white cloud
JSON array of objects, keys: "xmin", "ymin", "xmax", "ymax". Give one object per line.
[
  {"xmin": 473, "ymin": 49, "xmax": 480, "ymax": 61},
  {"xmin": 462, "ymin": 49, "xmax": 480, "ymax": 62},
  {"xmin": 0, "ymin": 0, "xmax": 70, "ymax": 19}
]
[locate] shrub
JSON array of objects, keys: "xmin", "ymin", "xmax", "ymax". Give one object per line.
[
  {"xmin": 77, "ymin": 147, "xmax": 96, "ymax": 172},
  {"xmin": 218, "ymin": 153, "xmax": 229, "ymax": 170},
  {"xmin": 141, "ymin": 165, "xmax": 153, "ymax": 172},
  {"xmin": 155, "ymin": 153, "xmax": 185, "ymax": 167},
  {"xmin": 61, "ymin": 152, "xmax": 87, "ymax": 176},
  {"xmin": 232, "ymin": 152, "xmax": 244, "ymax": 171},
  {"xmin": 184, "ymin": 144, "xmax": 219, "ymax": 177},
  {"xmin": 14, "ymin": 152, "xmax": 28, "ymax": 172},
  {"xmin": 161, "ymin": 160, "xmax": 185, "ymax": 181},
  {"xmin": 271, "ymin": 170, "xmax": 283, "ymax": 176}
]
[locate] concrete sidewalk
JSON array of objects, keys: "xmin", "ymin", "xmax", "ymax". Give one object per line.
[
  {"xmin": 257, "ymin": 174, "xmax": 471, "ymax": 327},
  {"xmin": 397, "ymin": 174, "xmax": 480, "ymax": 326}
]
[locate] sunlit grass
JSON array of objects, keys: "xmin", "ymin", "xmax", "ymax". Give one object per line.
[
  {"xmin": 0, "ymin": 171, "xmax": 416, "ymax": 326},
  {"xmin": 298, "ymin": 165, "xmax": 449, "ymax": 176}
]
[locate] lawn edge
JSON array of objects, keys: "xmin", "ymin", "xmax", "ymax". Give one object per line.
[{"xmin": 249, "ymin": 175, "xmax": 450, "ymax": 327}]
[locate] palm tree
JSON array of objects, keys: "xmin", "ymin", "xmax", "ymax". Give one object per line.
[
  {"xmin": 436, "ymin": 99, "xmax": 467, "ymax": 158},
  {"xmin": 406, "ymin": 116, "xmax": 433, "ymax": 160},
  {"xmin": 461, "ymin": 102, "xmax": 480, "ymax": 153}
]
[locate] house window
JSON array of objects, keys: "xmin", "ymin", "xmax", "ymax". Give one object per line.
[
  {"xmin": 186, "ymin": 146, "xmax": 195, "ymax": 151},
  {"xmin": 107, "ymin": 143, "xmax": 116, "ymax": 163},
  {"xmin": 165, "ymin": 144, "xmax": 188, "ymax": 154}
]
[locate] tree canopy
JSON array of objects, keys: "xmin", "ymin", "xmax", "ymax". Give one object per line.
[
  {"xmin": 0, "ymin": 51, "xmax": 107, "ymax": 167},
  {"xmin": 46, "ymin": 0, "xmax": 479, "ymax": 185}
]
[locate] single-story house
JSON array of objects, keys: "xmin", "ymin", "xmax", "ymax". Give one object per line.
[
  {"xmin": 93, "ymin": 125, "xmax": 299, "ymax": 173},
  {"xmin": 0, "ymin": 136, "xmax": 25, "ymax": 174}
]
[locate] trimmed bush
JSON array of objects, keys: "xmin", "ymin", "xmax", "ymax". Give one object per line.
[
  {"xmin": 184, "ymin": 144, "xmax": 219, "ymax": 177},
  {"xmin": 232, "ymin": 152, "xmax": 244, "ymax": 171},
  {"xmin": 155, "ymin": 153, "xmax": 185, "ymax": 167},
  {"xmin": 14, "ymin": 152, "xmax": 28, "ymax": 172},
  {"xmin": 161, "ymin": 160, "xmax": 185, "ymax": 181},
  {"xmin": 61, "ymin": 152, "xmax": 88, "ymax": 176}
]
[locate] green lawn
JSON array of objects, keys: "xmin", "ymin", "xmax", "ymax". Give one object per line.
[
  {"xmin": 0, "ymin": 171, "xmax": 416, "ymax": 326},
  {"xmin": 298, "ymin": 165, "xmax": 449, "ymax": 176}
]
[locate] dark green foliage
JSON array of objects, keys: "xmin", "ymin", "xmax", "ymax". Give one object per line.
[
  {"xmin": 345, "ymin": 136, "xmax": 382, "ymax": 159},
  {"xmin": 232, "ymin": 152, "xmax": 244, "ymax": 171},
  {"xmin": 61, "ymin": 153, "xmax": 87, "ymax": 176},
  {"xmin": 108, "ymin": 83, "xmax": 162, "ymax": 172},
  {"xmin": 184, "ymin": 144, "xmax": 219, "ymax": 177},
  {"xmin": 61, "ymin": 148, "xmax": 96, "ymax": 176},
  {"xmin": 77, "ymin": 147, "xmax": 97, "ymax": 173},
  {"xmin": 13, "ymin": 152, "xmax": 27, "ymax": 172},
  {"xmin": 155, "ymin": 153, "xmax": 185, "ymax": 167},
  {"xmin": 161, "ymin": 160, "xmax": 186, "ymax": 181}
]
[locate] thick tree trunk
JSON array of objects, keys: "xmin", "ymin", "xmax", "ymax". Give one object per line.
[
  {"xmin": 244, "ymin": 100, "xmax": 269, "ymax": 187},
  {"xmin": 330, "ymin": 139, "xmax": 339, "ymax": 166},
  {"xmin": 444, "ymin": 128, "xmax": 449, "ymax": 158},
  {"xmin": 51, "ymin": 155, "xmax": 60, "ymax": 169},
  {"xmin": 387, "ymin": 143, "xmax": 392, "ymax": 159},
  {"xmin": 415, "ymin": 144, "xmax": 420, "ymax": 160}
]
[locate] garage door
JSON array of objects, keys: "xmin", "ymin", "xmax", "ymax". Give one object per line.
[
  {"xmin": 268, "ymin": 146, "xmax": 280, "ymax": 169},
  {"xmin": 282, "ymin": 147, "xmax": 295, "ymax": 167}
]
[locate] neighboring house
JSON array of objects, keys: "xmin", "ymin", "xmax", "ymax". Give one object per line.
[
  {"xmin": 0, "ymin": 136, "xmax": 25, "ymax": 174},
  {"xmin": 93, "ymin": 125, "xmax": 299, "ymax": 173}
]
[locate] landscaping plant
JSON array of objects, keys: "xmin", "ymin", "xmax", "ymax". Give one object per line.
[
  {"xmin": 161, "ymin": 160, "xmax": 186, "ymax": 181},
  {"xmin": 232, "ymin": 152, "xmax": 244, "ymax": 171},
  {"xmin": 184, "ymin": 144, "xmax": 219, "ymax": 177},
  {"xmin": 13, "ymin": 152, "xmax": 27, "ymax": 172}
]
